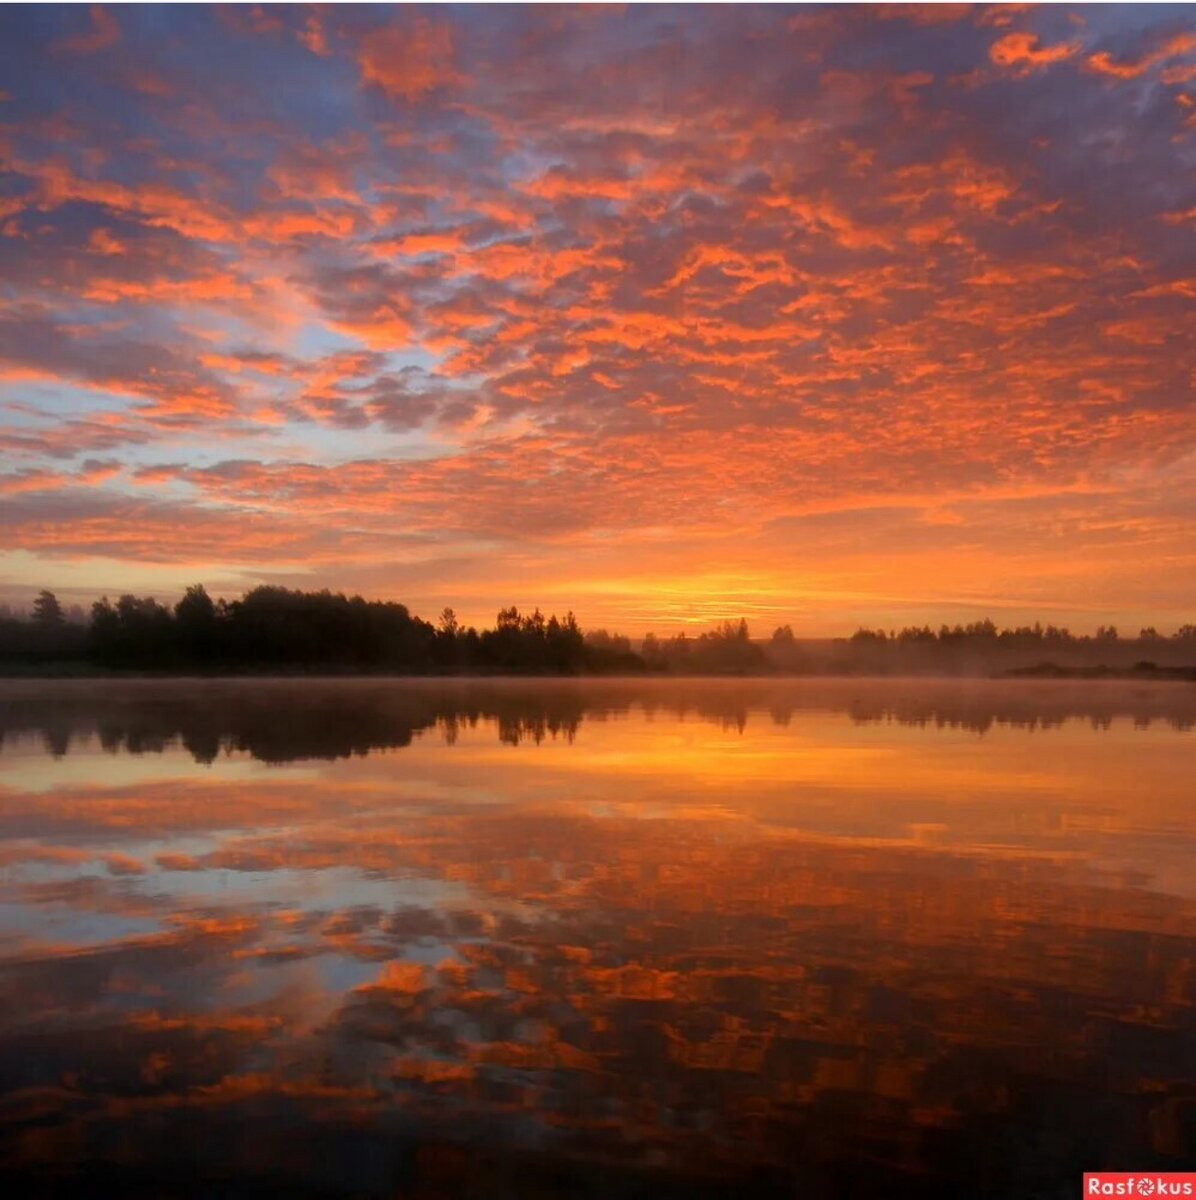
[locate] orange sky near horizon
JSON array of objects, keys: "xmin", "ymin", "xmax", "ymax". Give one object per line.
[{"xmin": 0, "ymin": 4, "xmax": 1193, "ymax": 636}]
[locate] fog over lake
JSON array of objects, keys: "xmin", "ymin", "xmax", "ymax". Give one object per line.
[{"xmin": 1, "ymin": 679, "xmax": 1193, "ymax": 1197}]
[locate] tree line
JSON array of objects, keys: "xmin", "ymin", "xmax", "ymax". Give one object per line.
[
  {"xmin": 844, "ymin": 618, "xmax": 1196, "ymax": 645},
  {"xmin": 1, "ymin": 587, "xmax": 1194, "ymax": 675},
  {"xmin": 0, "ymin": 586, "xmax": 644, "ymax": 674}
]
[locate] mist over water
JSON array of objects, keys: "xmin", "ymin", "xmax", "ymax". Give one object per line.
[{"xmin": 0, "ymin": 679, "xmax": 1193, "ymax": 1196}]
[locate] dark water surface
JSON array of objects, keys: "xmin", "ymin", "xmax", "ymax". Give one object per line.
[{"xmin": 0, "ymin": 678, "xmax": 1193, "ymax": 1197}]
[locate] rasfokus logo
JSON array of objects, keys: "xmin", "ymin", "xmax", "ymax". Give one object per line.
[{"xmin": 1085, "ymin": 1176, "xmax": 1196, "ymax": 1196}]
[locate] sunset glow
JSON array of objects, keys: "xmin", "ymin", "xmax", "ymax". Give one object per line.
[{"xmin": 1, "ymin": 5, "xmax": 1194, "ymax": 632}]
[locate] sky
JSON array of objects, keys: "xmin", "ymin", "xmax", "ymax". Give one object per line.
[{"xmin": 0, "ymin": 3, "xmax": 1193, "ymax": 635}]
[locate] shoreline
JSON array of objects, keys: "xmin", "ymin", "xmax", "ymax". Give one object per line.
[{"xmin": 1, "ymin": 664, "xmax": 1193, "ymax": 682}]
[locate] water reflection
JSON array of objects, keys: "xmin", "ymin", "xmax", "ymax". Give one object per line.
[
  {"xmin": 2, "ymin": 677, "xmax": 1194, "ymax": 764},
  {"xmin": 0, "ymin": 679, "xmax": 1193, "ymax": 1196}
]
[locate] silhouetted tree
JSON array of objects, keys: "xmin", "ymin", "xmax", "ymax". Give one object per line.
[
  {"xmin": 32, "ymin": 589, "xmax": 64, "ymax": 627},
  {"xmin": 175, "ymin": 584, "xmax": 218, "ymax": 660}
]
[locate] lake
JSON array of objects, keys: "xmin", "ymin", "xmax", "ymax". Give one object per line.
[{"xmin": 0, "ymin": 678, "xmax": 1193, "ymax": 1197}]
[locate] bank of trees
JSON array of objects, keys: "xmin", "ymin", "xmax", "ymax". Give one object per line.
[
  {"xmin": 79, "ymin": 586, "xmax": 607, "ymax": 673},
  {"xmin": 844, "ymin": 624, "xmax": 1194, "ymax": 652},
  {"xmin": 9, "ymin": 585, "xmax": 780, "ymax": 674},
  {"xmin": 3, "ymin": 586, "xmax": 1195, "ymax": 676},
  {"xmin": 826, "ymin": 619, "xmax": 1196, "ymax": 676},
  {"xmin": 1, "ymin": 586, "xmax": 771, "ymax": 675},
  {"xmin": 640, "ymin": 619, "xmax": 767, "ymax": 674},
  {"xmin": 848, "ymin": 620, "xmax": 1196, "ymax": 647}
]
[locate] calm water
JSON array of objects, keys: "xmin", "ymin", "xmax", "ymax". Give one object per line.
[{"xmin": 0, "ymin": 678, "xmax": 1193, "ymax": 1197}]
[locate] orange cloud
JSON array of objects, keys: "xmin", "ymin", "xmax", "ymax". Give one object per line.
[
  {"xmin": 358, "ymin": 19, "xmax": 462, "ymax": 101},
  {"xmin": 298, "ymin": 12, "xmax": 330, "ymax": 57},
  {"xmin": 989, "ymin": 32, "xmax": 1079, "ymax": 73},
  {"xmin": 1087, "ymin": 31, "xmax": 1196, "ymax": 80}
]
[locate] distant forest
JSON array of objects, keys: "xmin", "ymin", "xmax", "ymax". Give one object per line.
[{"xmin": 1, "ymin": 586, "xmax": 1195, "ymax": 676}]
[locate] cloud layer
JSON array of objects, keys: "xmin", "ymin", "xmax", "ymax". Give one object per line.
[{"xmin": 1, "ymin": 4, "xmax": 1193, "ymax": 631}]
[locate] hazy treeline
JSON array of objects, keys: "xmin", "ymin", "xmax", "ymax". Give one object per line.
[
  {"xmin": 786, "ymin": 618, "xmax": 1196, "ymax": 676},
  {"xmin": 641, "ymin": 619, "xmax": 767, "ymax": 674},
  {"xmin": 1, "ymin": 587, "xmax": 1195, "ymax": 676},
  {"xmin": 845, "ymin": 617, "xmax": 1196, "ymax": 646}
]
